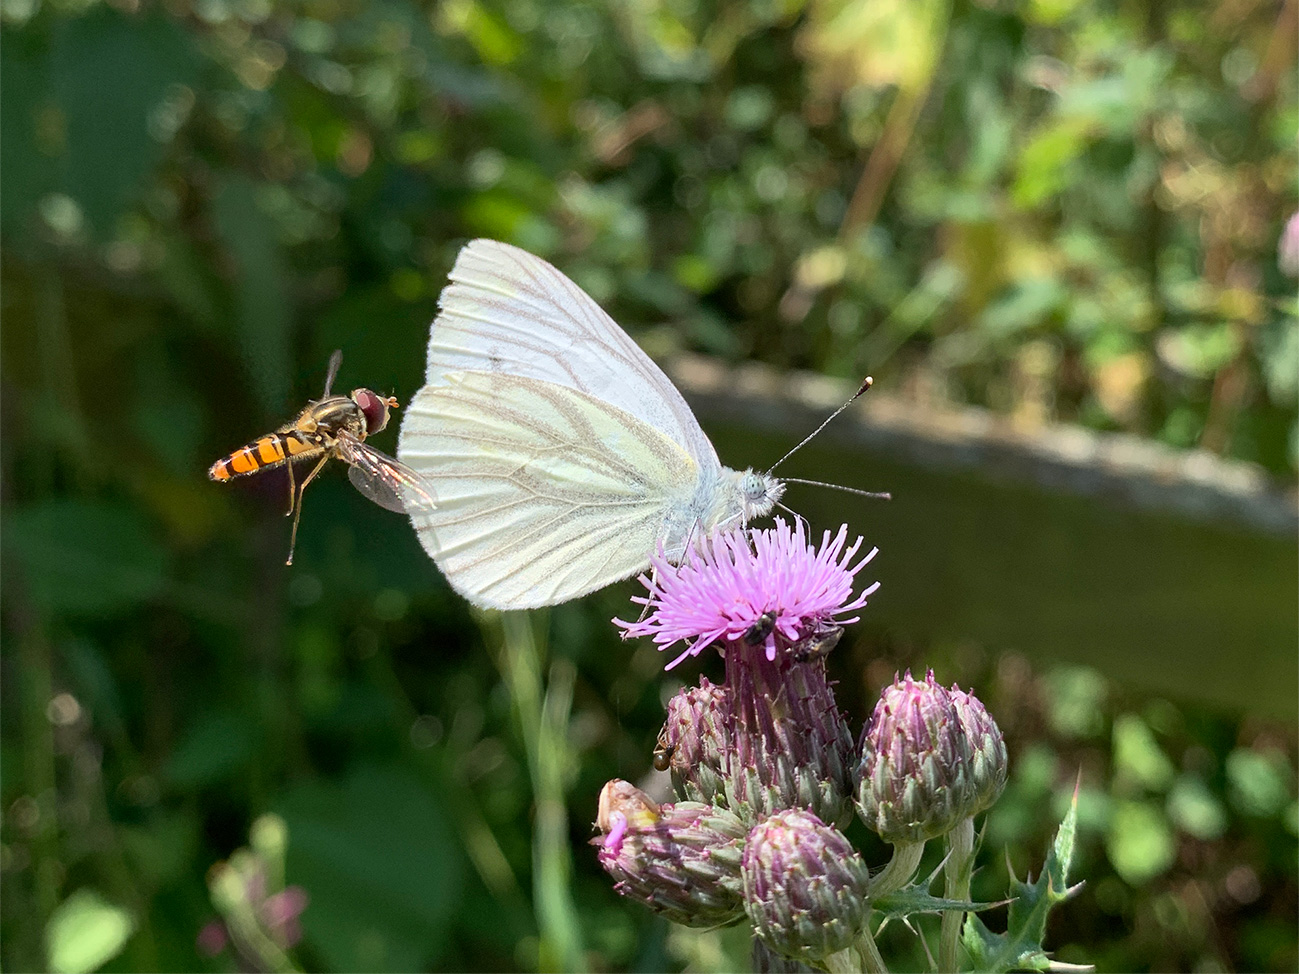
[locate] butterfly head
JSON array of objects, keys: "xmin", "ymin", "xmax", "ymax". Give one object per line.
[{"xmin": 739, "ymin": 469, "xmax": 784, "ymax": 520}]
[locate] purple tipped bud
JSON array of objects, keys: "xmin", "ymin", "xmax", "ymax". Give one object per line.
[
  {"xmin": 949, "ymin": 685, "xmax": 1008, "ymax": 815},
  {"xmin": 595, "ymin": 781, "xmax": 747, "ymax": 928},
  {"xmin": 741, "ymin": 809, "xmax": 869, "ymax": 964},
  {"xmin": 661, "ymin": 679, "xmax": 731, "ymax": 806},
  {"xmin": 723, "ymin": 644, "xmax": 856, "ymax": 827},
  {"xmin": 856, "ymin": 670, "xmax": 984, "ymax": 843}
]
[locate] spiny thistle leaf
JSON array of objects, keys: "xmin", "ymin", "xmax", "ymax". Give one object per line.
[
  {"xmin": 962, "ymin": 780, "xmax": 1091, "ymax": 972},
  {"xmin": 871, "ymin": 882, "xmax": 1000, "ymax": 921}
]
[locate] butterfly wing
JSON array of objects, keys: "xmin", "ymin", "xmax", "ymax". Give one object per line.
[
  {"xmin": 399, "ymin": 370, "xmax": 699, "ymax": 609},
  {"xmin": 424, "ymin": 239, "xmax": 721, "ymax": 473}
]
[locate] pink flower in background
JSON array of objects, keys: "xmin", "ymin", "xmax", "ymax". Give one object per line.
[
  {"xmin": 616, "ymin": 519, "xmax": 879, "ymax": 669},
  {"xmin": 1280, "ymin": 212, "xmax": 1299, "ymax": 278}
]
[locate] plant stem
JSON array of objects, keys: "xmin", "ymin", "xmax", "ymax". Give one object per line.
[
  {"xmin": 854, "ymin": 925, "xmax": 890, "ymax": 974},
  {"xmin": 869, "ymin": 840, "xmax": 925, "ymax": 898},
  {"xmin": 825, "ymin": 947, "xmax": 859, "ymax": 973},
  {"xmin": 939, "ymin": 817, "xmax": 976, "ymax": 972},
  {"xmin": 493, "ymin": 611, "xmax": 588, "ymax": 974}
]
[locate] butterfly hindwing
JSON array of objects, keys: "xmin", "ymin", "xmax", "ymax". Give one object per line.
[{"xmin": 399, "ymin": 370, "xmax": 699, "ymax": 609}]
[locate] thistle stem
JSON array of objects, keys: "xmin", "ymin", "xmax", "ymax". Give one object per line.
[
  {"xmin": 869, "ymin": 840, "xmax": 925, "ymax": 898},
  {"xmin": 853, "ymin": 925, "xmax": 890, "ymax": 974},
  {"xmin": 939, "ymin": 817, "xmax": 976, "ymax": 972},
  {"xmin": 825, "ymin": 948, "xmax": 859, "ymax": 973}
]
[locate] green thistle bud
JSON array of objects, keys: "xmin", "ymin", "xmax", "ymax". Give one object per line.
[
  {"xmin": 595, "ymin": 780, "xmax": 747, "ymax": 928},
  {"xmin": 949, "ymin": 685, "xmax": 1008, "ymax": 815},
  {"xmin": 752, "ymin": 939, "xmax": 817, "ymax": 972},
  {"xmin": 856, "ymin": 670, "xmax": 980, "ymax": 843},
  {"xmin": 741, "ymin": 809, "xmax": 869, "ymax": 965}
]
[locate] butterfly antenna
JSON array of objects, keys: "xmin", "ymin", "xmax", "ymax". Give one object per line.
[
  {"xmin": 782, "ymin": 478, "xmax": 891, "ymax": 501},
  {"xmin": 768, "ymin": 376, "xmax": 874, "ymax": 474}
]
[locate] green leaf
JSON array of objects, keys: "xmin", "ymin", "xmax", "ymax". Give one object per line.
[
  {"xmin": 162, "ymin": 709, "xmax": 257, "ymax": 790},
  {"xmin": 963, "ymin": 786, "xmax": 1089, "ymax": 972},
  {"xmin": 276, "ymin": 763, "xmax": 466, "ymax": 972},
  {"xmin": 51, "ymin": 7, "xmax": 197, "ymax": 236},
  {"xmin": 211, "ymin": 174, "xmax": 292, "ymax": 415},
  {"xmin": 871, "ymin": 882, "xmax": 1000, "ymax": 920},
  {"xmin": 1012, "ymin": 118, "xmax": 1092, "ymax": 209},
  {"xmin": 4, "ymin": 500, "xmax": 167, "ymax": 616},
  {"xmin": 1112, "ymin": 714, "xmax": 1175, "ymax": 791},
  {"xmin": 1105, "ymin": 800, "xmax": 1174, "ymax": 885},
  {"xmin": 45, "ymin": 889, "xmax": 135, "ymax": 974},
  {"xmin": 0, "ymin": 24, "xmax": 55, "ymax": 236}
]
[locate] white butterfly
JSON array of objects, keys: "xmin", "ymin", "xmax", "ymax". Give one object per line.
[{"xmin": 398, "ymin": 240, "xmax": 798, "ymax": 609}]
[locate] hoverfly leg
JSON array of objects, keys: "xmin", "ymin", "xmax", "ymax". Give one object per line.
[
  {"xmin": 283, "ymin": 435, "xmax": 297, "ymax": 517},
  {"xmin": 286, "ymin": 454, "xmax": 330, "ymax": 566}
]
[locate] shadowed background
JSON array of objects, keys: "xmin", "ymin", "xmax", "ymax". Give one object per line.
[{"xmin": 2, "ymin": 0, "xmax": 1296, "ymax": 971}]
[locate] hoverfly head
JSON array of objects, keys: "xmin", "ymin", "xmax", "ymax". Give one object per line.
[{"xmin": 353, "ymin": 389, "xmax": 398, "ymax": 435}]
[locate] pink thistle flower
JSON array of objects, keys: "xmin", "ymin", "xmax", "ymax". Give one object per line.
[{"xmin": 615, "ymin": 519, "xmax": 879, "ymax": 670}]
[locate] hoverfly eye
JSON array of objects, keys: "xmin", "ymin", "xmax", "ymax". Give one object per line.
[{"xmin": 354, "ymin": 390, "xmax": 389, "ymax": 434}]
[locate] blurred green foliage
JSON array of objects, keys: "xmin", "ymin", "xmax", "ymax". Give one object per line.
[{"xmin": 1, "ymin": 0, "xmax": 1295, "ymax": 971}]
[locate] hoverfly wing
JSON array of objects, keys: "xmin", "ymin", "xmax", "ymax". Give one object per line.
[
  {"xmin": 322, "ymin": 349, "xmax": 344, "ymax": 399},
  {"xmin": 336, "ymin": 430, "xmax": 436, "ymax": 514}
]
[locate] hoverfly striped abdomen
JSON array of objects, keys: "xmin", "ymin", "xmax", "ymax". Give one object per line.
[{"xmin": 208, "ymin": 432, "xmax": 321, "ymax": 481}]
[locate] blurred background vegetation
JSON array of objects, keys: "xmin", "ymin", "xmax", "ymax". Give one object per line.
[{"xmin": 2, "ymin": 0, "xmax": 1296, "ymax": 970}]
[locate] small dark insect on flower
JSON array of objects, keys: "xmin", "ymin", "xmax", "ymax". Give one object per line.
[
  {"xmin": 744, "ymin": 611, "xmax": 778, "ymax": 646},
  {"xmin": 652, "ymin": 727, "xmax": 676, "ymax": 772},
  {"xmin": 791, "ymin": 623, "xmax": 843, "ymax": 662}
]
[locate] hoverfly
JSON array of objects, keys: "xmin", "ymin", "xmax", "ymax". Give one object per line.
[{"xmin": 209, "ymin": 350, "xmax": 436, "ymax": 565}]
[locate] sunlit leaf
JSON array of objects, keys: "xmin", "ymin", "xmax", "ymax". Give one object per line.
[{"xmin": 45, "ymin": 890, "xmax": 135, "ymax": 974}]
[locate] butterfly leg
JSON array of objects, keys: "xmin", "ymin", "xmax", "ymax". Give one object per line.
[
  {"xmin": 634, "ymin": 564, "xmax": 659, "ymax": 624},
  {"xmin": 774, "ymin": 501, "xmax": 809, "ymax": 534},
  {"xmin": 286, "ymin": 454, "xmax": 330, "ymax": 566},
  {"xmin": 635, "ymin": 514, "xmax": 706, "ymax": 623}
]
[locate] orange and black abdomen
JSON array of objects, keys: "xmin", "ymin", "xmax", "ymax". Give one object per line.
[{"xmin": 209, "ymin": 433, "xmax": 321, "ymax": 481}]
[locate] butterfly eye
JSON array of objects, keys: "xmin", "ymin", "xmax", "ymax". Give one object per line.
[{"xmin": 354, "ymin": 390, "xmax": 390, "ymax": 435}]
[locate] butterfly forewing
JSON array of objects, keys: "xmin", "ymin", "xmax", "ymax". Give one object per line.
[{"xmin": 428, "ymin": 240, "xmax": 721, "ymax": 471}]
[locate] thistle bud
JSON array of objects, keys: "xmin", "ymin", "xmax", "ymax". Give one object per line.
[
  {"xmin": 752, "ymin": 939, "xmax": 816, "ymax": 973},
  {"xmin": 595, "ymin": 780, "xmax": 747, "ymax": 928},
  {"xmin": 949, "ymin": 685, "xmax": 1008, "ymax": 815},
  {"xmin": 723, "ymin": 642, "xmax": 856, "ymax": 828},
  {"xmin": 661, "ymin": 679, "xmax": 730, "ymax": 805},
  {"xmin": 741, "ymin": 809, "xmax": 869, "ymax": 964},
  {"xmin": 857, "ymin": 670, "xmax": 981, "ymax": 844}
]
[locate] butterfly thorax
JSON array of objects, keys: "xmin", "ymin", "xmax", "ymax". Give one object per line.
[{"xmin": 658, "ymin": 466, "xmax": 784, "ymax": 561}]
